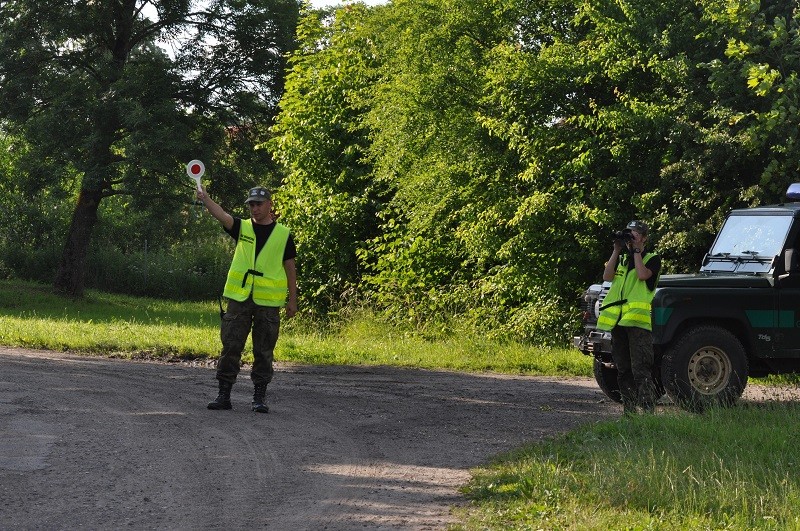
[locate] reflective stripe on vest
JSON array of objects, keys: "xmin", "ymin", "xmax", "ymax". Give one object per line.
[
  {"xmin": 597, "ymin": 252, "xmax": 657, "ymax": 331},
  {"xmin": 223, "ymin": 220, "xmax": 290, "ymax": 307}
]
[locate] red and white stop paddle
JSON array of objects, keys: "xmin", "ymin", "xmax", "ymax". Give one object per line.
[{"xmin": 186, "ymin": 159, "xmax": 205, "ymax": 191}]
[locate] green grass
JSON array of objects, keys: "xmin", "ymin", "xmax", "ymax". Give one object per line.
[
  {"xmin": 0, "ymin": 279, "xmax": 590, "ymax": 374},
  {"xmin": 279, "ymin": 317, "xmax": 589, "ymax": 374},
  {"xmin": 457, "ymin": 404, "xmax": 800, "ymax": 530},
  {"xmin": 0, "ymin": 279, "xmax": 222, "ymax": 357}
]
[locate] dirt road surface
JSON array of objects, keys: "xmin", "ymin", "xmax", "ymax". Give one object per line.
[{"xmin": 0, "ymin": 347, "xmax": 619, "ymax": 529}]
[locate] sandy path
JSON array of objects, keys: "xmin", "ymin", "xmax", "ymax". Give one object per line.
[{"xmin": 0, "ymin": 347, "xmax": 621, "ymax": 529}]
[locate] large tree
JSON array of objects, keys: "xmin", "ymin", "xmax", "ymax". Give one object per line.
[
  {"xmin": 270, "ymin": 4, "xmax": 388, "ymax": 315},
  {"xmin": 274, "ymin": 0, "xmax": 800, "ymax": 345},
  {"xmin": 0, "ymin": 0, "xmax": 299, "ymax": 296},
  {"xmin": 358, "ymin": 0, "xmax": 532, "ymax": 334}
]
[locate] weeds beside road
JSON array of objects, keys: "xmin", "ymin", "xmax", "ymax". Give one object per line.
[{"xmin": 458, "ymin": 398, "xmax": 800, "ymax": 530}]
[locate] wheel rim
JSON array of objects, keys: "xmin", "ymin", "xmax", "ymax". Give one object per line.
[{"xmin": 687, "ymin": 346, "xmax": 731, "ymax": 395}]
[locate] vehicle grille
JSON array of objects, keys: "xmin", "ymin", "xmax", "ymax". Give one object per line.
[
  {"xmin": 597, "ymin": 286, "xmax": 609, "ymax": 315},
  {"xmin": 581, "ymin": 282, "xmax": 611, "ymax": 323}
]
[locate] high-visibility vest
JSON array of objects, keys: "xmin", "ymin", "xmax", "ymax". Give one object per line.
[
  {"xmin": 223, "ymin": 220, "xmax": 290, "ymax": 307},
  {"xmin": 597, "ymin": 252, "xmax": 658, "ymax": 331}
]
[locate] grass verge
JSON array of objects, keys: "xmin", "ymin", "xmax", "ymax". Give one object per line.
[
  {"xmin": 0, "ymin": 279, "xmax": 590, "ymax": 375},
  {"xmin": 456, "ymin": 403, "xmax": 800, "ymax": 530}
]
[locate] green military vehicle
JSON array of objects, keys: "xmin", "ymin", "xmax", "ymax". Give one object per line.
[{"xmin": 574, "ymin": 183, "xmax": 800, "ymax": 411}]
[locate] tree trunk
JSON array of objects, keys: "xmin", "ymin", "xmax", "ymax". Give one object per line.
[{"xmin": 53, "ymin": 189, "xmax": 103, "ymax": 297}]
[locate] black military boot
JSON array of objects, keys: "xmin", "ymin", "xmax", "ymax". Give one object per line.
[
  {"xmin": 207, "ymin": 380, "xmax": 233, "ymax": 410},
  {"xmin": 252, "ymin": 382, "xmax": 269, "ymax": 413}
]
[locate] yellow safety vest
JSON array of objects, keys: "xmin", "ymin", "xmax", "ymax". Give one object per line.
[
  {"xmin": 597, "ymin": 252, "xmax": 658, "ymax": 331},
  {"xmin": 223, "ymin": 220, "xmax": 290, "ymax": 307}
]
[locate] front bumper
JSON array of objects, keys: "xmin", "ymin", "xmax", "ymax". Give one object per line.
[{"xmin": 573, "ymin": 329, "xmax": 612, "ymax": 355}]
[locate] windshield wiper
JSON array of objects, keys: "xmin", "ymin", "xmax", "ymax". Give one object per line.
[{"xmin": 713, "ymin": 250, "xmax": 765, "ymax": 259}]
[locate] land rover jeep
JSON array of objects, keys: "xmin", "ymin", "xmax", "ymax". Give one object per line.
[{"xmin": 574, "ymin": 183, "xmax": 800, "ymax": 411}]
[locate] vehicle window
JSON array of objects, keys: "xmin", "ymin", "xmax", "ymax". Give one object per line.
[{"xmin": 711, "ymin": 215, "xmax": 793, "ymax": 257}]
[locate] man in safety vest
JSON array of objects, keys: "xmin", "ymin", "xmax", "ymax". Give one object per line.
[
  {"xmin": 197, "ymin": 185, "xmax": 298, "ymax": 413},
  {"xmin": 597, "ymin": 220, "xmax": 660, "ymax": 414}
]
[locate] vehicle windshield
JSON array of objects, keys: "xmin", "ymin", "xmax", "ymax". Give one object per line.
[{"xmin": 710, "ymin": 214, "xmax": 793, "ymax": 258}]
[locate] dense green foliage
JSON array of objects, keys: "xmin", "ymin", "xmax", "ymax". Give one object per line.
[
  {"xmin": 269, "ymin": 5, "xmax": 387, "ymax": 314},
  {"xmin": 3, "ymin": 0, "xmax": 800, "ymax": 346},
  {"xmin": 271, "ymin": 0, "xmax": 800, "ymax": 346}
]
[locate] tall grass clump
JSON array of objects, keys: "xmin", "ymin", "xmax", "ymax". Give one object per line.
[
  {"xmin": 84, "ymin": 236, "xmax": 232, "ymax": 300},
  {"xmin": 0, "ymin": 192, "xmax": 235, "ymax": 301},
  {"xmin": 279, "ymin": 307, "xmax": 593, "ymax": 375},
  {"xmin": 459, "ymin": 404, "xmax": 800, "ymax": 530},
  {"xmin": 0, "ymin": 236, "xmax": 63, "ymax": 283}
]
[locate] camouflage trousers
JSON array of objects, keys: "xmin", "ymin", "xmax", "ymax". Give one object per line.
[
  {"xmin": 611, "ymin": 325, "xmax": 658, "ymax": 412},
  {"xmin": 216, "ymin": 297, "xmax": 280, "ymax": 386}
]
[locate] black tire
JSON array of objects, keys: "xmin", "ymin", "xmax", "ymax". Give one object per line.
[
  {"xmin": 661, "ymin": 325, "xmax": 748, "ymax": 412},
  {"xmin": 593, "ymin": 358, "xmax": 622, "ymax": 403}
]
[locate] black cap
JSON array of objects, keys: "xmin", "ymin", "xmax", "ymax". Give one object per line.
[
  {"xmin": 244, "ymin": 186, "xmax": 271, "ymax": 204},
  {"xmin": 626, "ymin": 220, "xmax": 648, "ymax": 236}
]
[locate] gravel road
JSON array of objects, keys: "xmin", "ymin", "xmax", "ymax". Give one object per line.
[{"xmin": 0, "ymin": 347, "xmax": 619, "ymax": 529}]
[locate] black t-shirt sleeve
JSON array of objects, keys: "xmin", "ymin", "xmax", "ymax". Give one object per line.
[
  {"xmin": 224, "ymin": 218, "xmax": 241, "ymax": 241},
  {"xmin": 284, "ymin": 234, "xmax": 297, "ymax": 262},
  {"xmin": 646, "ymin": 255, "xmax": 661, "ymax": 291}
]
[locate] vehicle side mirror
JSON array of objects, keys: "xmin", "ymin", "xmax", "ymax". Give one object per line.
[
  {"xmin": 784, "ymin": 248, "xmax": 798, "ymax": 274},
  {"xmin": 778, "ymin": 249, "xmax": 797, "ymax": 280}
]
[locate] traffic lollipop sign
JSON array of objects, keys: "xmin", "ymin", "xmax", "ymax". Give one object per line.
[{"xmin": 186, "ymin": 159, "xmax": 205, "ymax": 191}]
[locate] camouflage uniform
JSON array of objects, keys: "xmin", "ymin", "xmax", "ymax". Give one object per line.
[{"xmin": 217, "ymin": 298, "xmax": 280, "ymax": 386}]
